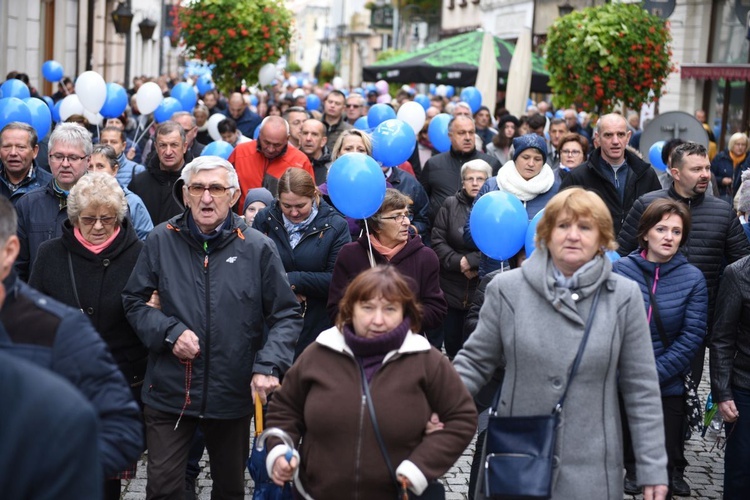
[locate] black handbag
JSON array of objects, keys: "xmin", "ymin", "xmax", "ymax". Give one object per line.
[
  {"xmin": 359, "ymin": 364, "xmax": 446, "ymax": 500},
  {"xmin": 640, "ymin": 270, "xmax": 703, "ymax": 436},
  {"xmin": 484, "ymin": 287, "xmax": 602, "ymax": 500}
]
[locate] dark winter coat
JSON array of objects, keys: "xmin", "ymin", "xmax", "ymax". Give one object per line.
[
  {"xmin": 128, "ymin": 152, "xmax": 194, "ymax": 226},
  {"xmin": 560, "ymin": 148, "xmax": 662, "ymax": 234},
  {"xmin": 710, "ymin": 149, "xmax": 750, "ymax": 201},
  {"xmin": 28, "ymin": 217, "xmax": 147, "ymax": 387},
  {"xmin": 122, "ymin": 210, "xmax": 303, "ymax": 419},
  {"xmin": 420, "ymin": 148, "xmax": 502, "ymax": 224},
  {"xmin": 388, "ymin": 167, "xmax": 431, "ymax": 244},
  {"xmin": 430, "ymin": 189, "xmax": 481, "ymax": 310},
  {"xmin": 613, "ymin": 251, "xmax": 707, "ymax": 396},
  {"xmin": 327, "ymin": 235, "xmax": 447, "ymax": 331},
  {"xmin": 617, "ymin": 186, "xmax": 750, "ymax": 332},
  {"xmin": 0, "ymin": 164, "xmax": 52, "ymax": 205},
  {"xmin": 253, "ymin": 200, "xmax": 351, "ymax": 357}
]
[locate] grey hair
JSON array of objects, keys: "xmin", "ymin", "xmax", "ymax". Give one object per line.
[
  {"xmin": 1, "ymin": 122, "xmax": 38, "ymax": 148},
  {"xmin": 180, "ymin": 156, "xmax": 240, "ymax": 190},
  {"xmin": 67, "ymin": 172, "xmax": 128, "ymax": 225},
  {"xmin": 193, "ymin": 103, "xmax": 209, "ymax": 116},
  {"xmin": 91, "ymin": 144, "xmax": 119, "ymax": 170},
  {"xmin": 171, "ymin": 111, "xmax": 197, "ymax": 127},
  {"xmin": 49, "ymin": 122, "xmax": 93, "ymax": 156},
  {"xmin": 461, "ymin": 159, "xmax": 493, "ymax": 180},
  {"xmin": 0, "ymin": 196, "xmax": 17, "ymax": 242},
  {"xmin": 155, "ymin": 121, "xmax": 186, "ymax": 142}
]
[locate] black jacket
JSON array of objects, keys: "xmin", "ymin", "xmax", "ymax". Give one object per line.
[
  {"xmin": 253, "ymin": 200, "xmax": 351, "ymax": 357},
  {"xmin": 28, "ymin": 218, "xmax": 147, "ymax": 386},
  {"xmin": 310, "ymin": 146, "xmax": 332, "ymax": 186},
  {"xmin": 420, "ymin": 148, "xmax": 502, "ymax": 224},
  {"xmin": 711, "ymin": 255, "xmax": 750, "ymax": 401},
  {"xmin": 431, "ymin": 189, "xmax": 481, "ymax": 310},
  {"xmin": 560, "ymin": 148, "xmax": 661, "ymax": 234},
  {"xmin": 618, "ymin": 186, "xmax": 750, "ymax": 331},
  {"xmin": 388, "ymin": 167, "xmax": 431, "ymax": 243},
  {"xmin": 122, "ymin": 210, "xmax": 303, "ymax": 419},
  {"xmin": 129, "ymin": 152, "xmax": 195, "ymax": 226}
]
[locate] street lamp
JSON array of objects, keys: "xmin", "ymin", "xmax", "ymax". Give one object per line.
[
  {"xmin": 558, "ymin": 2, "xmax": 575, "ymax": 17},
  {"xmin": 139, "ymin": 18, "xmax": 157, "ymax": 42},
  {"xmin": 111, "ymin": 2, "xmax": 134, "ymax": 35}
]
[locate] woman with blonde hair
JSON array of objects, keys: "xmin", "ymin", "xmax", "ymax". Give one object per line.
[{"xmin": 711, "ymin": 132, "xmax": 749, "ymax": 203}]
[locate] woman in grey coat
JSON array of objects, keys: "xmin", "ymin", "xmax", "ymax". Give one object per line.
[{"xmin": 453, "ymin": 187, "xmax": 669, "ymax": 500}]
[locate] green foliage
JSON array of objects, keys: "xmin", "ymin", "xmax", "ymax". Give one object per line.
[
  {"xmin": 178, "ymin": 0, "xmax": 293, "ymax": 94},
  {"xmin": 319, "ymin": 61, "xmax": 336, "ymax": 84},
  {"xmin": 377, "ymin": 49, "xmax": 407, "ymax": 62},
  {"xmin": 286, "ymin": 61, "xmax": 302, "ymax": 73},
  {"xmin": 546, "ymin": 2, "xmax": 674, "ymax": 112}
]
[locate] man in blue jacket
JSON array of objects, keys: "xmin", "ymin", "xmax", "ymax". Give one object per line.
[
  {"xmin": 123, "ymin": 155, "xmax": 302, "ymax": 499},
  {"xmin": 227, "ymin": 92, "xmax": 261, "ymax": 139}
]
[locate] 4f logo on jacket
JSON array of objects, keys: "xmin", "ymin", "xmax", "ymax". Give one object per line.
[{"xmin": 225, "ymin": 256, "xmax": 238, "ymax": 264}]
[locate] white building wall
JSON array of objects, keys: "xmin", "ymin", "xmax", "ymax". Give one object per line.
[{"xmin": 442, "ymin": 0, "xmax": 482, "ymax": 33}]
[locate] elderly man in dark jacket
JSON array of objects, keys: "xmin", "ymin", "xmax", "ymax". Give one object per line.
[
  {"xmin": 419, "ymin": 115, "xmax": 502, "ymax": 223},
  {"xmin": 560, "ymin": 113, "xmax": 661, "ymax": 234},
  {"xmin": 123, "ymin": 155, "xmax": 302, "ymax": 500}
]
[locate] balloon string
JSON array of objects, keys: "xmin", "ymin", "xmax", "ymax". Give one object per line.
[
  {"xmin": 364, "ymin": 219, "xmax": 375, "ymax": 268},
  {"xmin": 59, "ymin": 79, "xmax": 69, "ymax": 96},
  {"xmin": 133, "ymin": 119, "xmax": 154, "ymax": 146}
]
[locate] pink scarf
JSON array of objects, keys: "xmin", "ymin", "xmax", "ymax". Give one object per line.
[
  {"xmin": 369, "ymin": 233, "xmax": 407, "ymax": 261},
  {"xmin": 74, "ymin": 226, "xmax": 121, "ymax": 254}
]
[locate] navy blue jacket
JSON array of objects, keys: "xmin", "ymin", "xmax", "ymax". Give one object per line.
[
  {"xmin": 0, "ymin": 276, "xmax": 143, "ymax": 477},
  {"xmin": 0, "ymin": 164, "xmax": 53, "ymax": 205},
  {"xmin": 253, "ymin": 199, "xmax": 351, "ymax": 357},
  {"xmin": 710, "ymin": 149, "xmax": 750, "ymax": 201},
  {"xmin": 613, "ymin": 251, "xmax": 707, "ymax": 396},
  {"xmin": 234, "ymin": 107, "xmax": 262, "ymax": 139}
]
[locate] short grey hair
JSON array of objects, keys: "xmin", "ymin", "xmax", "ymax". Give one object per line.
[
  {"xmin": 171, "ymin": 111, "xmax": 197, "ymax": 127},
  {"xmin": 1, "ymin": 122, "xmax": 38, "ymax": 148},
  {"xmin": 67, "ymin": 172, "xmax": 128, "ymax": 225},
  {"xmin": 49, "ymin": 122, "xmax": 93, "ymax": 156},
  {"xmin": 461, "ymin": 159, "xmax": 493, "ymax": 180},
  {"xmin": 0, "ymin": 196, "xmax": 17, "ymax": 242},
  {"xmin": 91, "ymin": 144, "xmax": 119, "ymax": 170},
  {"xmin": 180, "ymin": 156, "xmax": 240, "ymax": 190}
]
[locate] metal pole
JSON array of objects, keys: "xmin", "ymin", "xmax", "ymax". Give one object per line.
[
  {"xmin": 392, "ymin": 3, "xmax": 400, "ymax": 50},
  {"xmin": 719, "ymin": 78, "xmax": 730, "ymax": 151}
]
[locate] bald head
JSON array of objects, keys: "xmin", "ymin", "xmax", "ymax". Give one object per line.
[
  {"xmin": 228, "ymin": 93, "xmax": 247, "ymax": 120},
  {"xmin": 258, "ymin": 116, "xmax": 289, "ymax": 160}
]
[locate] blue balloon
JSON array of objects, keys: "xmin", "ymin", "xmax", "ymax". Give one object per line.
[
  {"xmin": 42, "ymin": 60, "xmax": 65, "ymax": 82},
  {"xmin": 427, "ymin": 113, "xmax": 452, "ymax": 153},
  {"xmin": 42, "ymin": 96, "xmax": 54, "ymax": 109},
  {"xmin": 306, "ymin": 94, "xmax": 321, "ymax": 112},
  {"xmin": 0, "ymin": 79, "xmax": 30, "ymax": 100},
  {"xmin": 353, "ymin": 116, "xmax": 369, "ymax": 131},
  {"xmin": 429, "ymin": 84, "xmax": 436, "ymax": 95},
  {"xmin": 554, "ymin": 109, "xmax": 564, "ymax": 119},
  {"xmin": 606, "ymin": 250, "xmax": 621, "ymax": 262},
  {"xmin": 170, "ymin": 82, "xmax": 197, "ymax": 112},
  {"xmin": 153, "ymin": 97, "xmax": 183, "ymax": 123},
  {"xmin": 196, "ymin": 75, "xmax": 214, "ymax": 95},
  {"xmin": 23, "ymin": 97, "xmax": 52, "ymax": 139},
  {"xmin": 445, "ymin": 85, "xmax": 455, "ymax": 98},
  {"xmin": 372, "ymin": 119, "xmax": 416, "ymax": 167},
  {"xmin": 327, "ymin": 153, "xmax": 386, "ymax": 219},
  {"xmin": 52, "ymin": 100, "xmax": 62, "ymax": 123},
  {"xmin": 366, "ymin": 84, "xmax": 377, "ymax": 94},
  {"xmin": 469, "ymin": 191, "xmax": 528, "ymax": 260},
  {"xmin": 253, "ymin": 126, "xmax": 261, "ymax": 140},
  {"xmin": 201, "ymin": 141, "xmax": 234, "ymax": 160},
  {"xmin": 460, "ymin": 86, "xmax": 482, "ymax": 114},
  {"xmin": 367, "ymin": 103, "xmax": 396, "ymax": 129},
  {"xmin": 353, "ymin": 88, "xmax": 365, "ymax": 96},
  {"xmin": 414, "ymin": 94, "xmax": 430, "ymax": 111},
  {"xmin": 524, "ymin": 209, "xmax": 545, "ymax": 257},
  {"xmin": 0, "ymin": 98, "xmax": 32, "ymax": 130},
  {"xmin": 100, "ymin": 83, "xmax": 128, "ymax": 119},
  {"xmin": 649, "ymin": 141, "xmax": 667, "ymax": 171},
  {"xmin": 249, "ymin": 95, "xmax": 259, "ymax": 106}
]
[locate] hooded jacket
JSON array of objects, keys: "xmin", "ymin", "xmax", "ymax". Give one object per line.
[
  {"xmin": 122, "ymin": 210, "xmax": 303, "ymax": 419},
  {"xmin": 613, "ymin": 251, "xmax": 707, "ymax": 396},
  {"xmin": 128, "ymin": 151, "xmax": 194, "ymax": 226},
  {"xmin": 327, "ymin": 234, "xmax": 447, "ymax": 331}
]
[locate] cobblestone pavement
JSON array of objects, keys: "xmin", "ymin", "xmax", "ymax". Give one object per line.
[{"xmin": 121, "ymin": 353, "xmax": 725, "ymax": 499}]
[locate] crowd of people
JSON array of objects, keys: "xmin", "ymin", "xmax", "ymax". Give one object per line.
[{"xmin": 1, "ymin": 69, "xmax": 750, "ymax": 500}]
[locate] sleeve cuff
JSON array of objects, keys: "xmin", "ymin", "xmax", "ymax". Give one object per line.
[
  {"xmin": 396, "ymin": 460, "xmax": 428, "ymax": 495},
  {"xmin": 265, "ymin": 444, "xmax": 299, "ymax": 478}
]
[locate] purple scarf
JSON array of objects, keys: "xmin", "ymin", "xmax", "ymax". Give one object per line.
[{"xmin": 343, "ymin": 318, "xmax": 411, "ymax": 382}]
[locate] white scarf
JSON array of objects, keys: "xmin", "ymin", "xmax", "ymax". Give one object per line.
[{"xmin": 495, "ymin": 160, "xmax": 555, "ymax": 201}]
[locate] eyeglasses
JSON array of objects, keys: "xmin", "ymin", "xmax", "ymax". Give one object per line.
[
  {"xmin": 79, "ymin": 216, "xmax": 117, "ymax": 226},
  {"xmin": 560, "ymin": 149, "xmax": 583, "ymax": 156},
  {"xmin": 186, "ymin": 184, "xmax": 233, "ymax": 197},
  {"xmin": 49, "ymin": 153, "xmax": 88, "ymax": 164},
  {"xmin": 346, "ymin": 104, "xmax": 361, "ymax": 109},
  {"xmin": 381, "ymin": 213, "xmax": 412, "ymax": 223}
]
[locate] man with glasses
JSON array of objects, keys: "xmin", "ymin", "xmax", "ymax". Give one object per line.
[
  {"xmin": 129, "ymin": 121, "xmax": 193, "ymax": 226},
  {"xmin": 228, "ymin": 116, "xmax": 313, "ymax": 212},
  {"xmin": 0, "ymin": 122, "xmax": 52, "ymax": 204},
  {"xmin": 345, "ymin": 94, "xmax": 366, "ymax": 124},
  {"xmin": 14, "ymin": 123, "xmax": 90, "ymax": 280},
  {"xmin": 123, "ymin": 156, "xmax": 301, "ymax": 500},
  {"xmin": 322, "ymin": 90, "xmax": 352, "ymax": 148}
]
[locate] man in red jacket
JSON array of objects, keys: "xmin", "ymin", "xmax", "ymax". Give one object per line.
[{"xmin": 228, "ymin": 116, "xmax": 313, "ymax": 212}]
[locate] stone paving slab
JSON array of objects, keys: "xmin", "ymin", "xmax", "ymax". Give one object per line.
[{"xmin": 122, "ymin": 353, "xmax": 725, "ymax": 499}]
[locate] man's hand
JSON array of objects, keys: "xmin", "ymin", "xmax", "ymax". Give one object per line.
[
  {"xmin": 126, "ymin": 147, "xmax": 137, "ymax": 161},
  {"xmin": 252, "ymin": 374, "xmax": 280, "ymax": 405},
  {"xmin": 173, "ymin": 330, "xmax": 200, "ymax": 360},
  {"xmin": 146, "ymin": 290, "xmax": 161, "ymax": 310},
  {"xmin": 719, "ymin": 400, "xmax": 739, "ymax": 423},
  {"xmin": 459, "ymin": 256, "xmax": 471, "ymax": 274}
]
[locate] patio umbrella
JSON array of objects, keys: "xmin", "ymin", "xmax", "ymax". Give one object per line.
[
  {"xmin": 504, "ymin": 26, "xmax": 533, "ymax": 118},
  {"xmin": 362, "ymin": 30, "xmax": 550, "ymax": 93},
  {"xmin": 474, "ymin": 31, "xmax": 497, "ymax": 116}
]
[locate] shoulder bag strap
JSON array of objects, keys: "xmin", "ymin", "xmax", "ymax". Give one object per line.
[
  {"xmin": 640, "ymin": 268, "xmax": 670, "ymax": 348},
  {"xmin": 66, "ymin": 251, "xmax": 83, "ymax": 313}
]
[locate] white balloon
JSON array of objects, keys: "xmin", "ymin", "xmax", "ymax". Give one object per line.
[
  {"xmin": 288, "ymin": 76, "xmax": 298, "ymax": 87},
  {"xmin": 397, "ymin": 101, "xmax": 427, "ymax": 135},
  {"xmin": 59, "ymin": 94, "xmax": 85, "ymax": 122},
  {"xmin": 136, "ymin": 82, "xmax": 164, "ymax": 115},
  {"xmin": 207, "ymin": 113, "xmax": 225, "ymax": 142},
  {"xmin": 75, "ymin": 71, "xmax": 107, "ymax": 113},
  {"xmin": 258, "ymin": 63, "xmax": 277, "ymax": 86},
  {"xmin": 332, "ymin": 76, "xmax": 344, "ymax": 90},
  {"xmin": 83, "ymin": 109, "xmax": 103, "ymax": 126},
  {"xmin": 436, "ymin": 85, "xmax": 447, "ymax": 97}
]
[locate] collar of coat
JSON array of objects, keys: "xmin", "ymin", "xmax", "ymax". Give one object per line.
[{"xmin": 316, "ymin": 325, "xmax": 431, "ymax": 363}]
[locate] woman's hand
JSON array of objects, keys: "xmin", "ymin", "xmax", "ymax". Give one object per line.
[
  {"xmin": 425, "ymin": 412, "xmax": 444, "ymax": 434},
  {"xmin": 396, "ymin": 474, "xmax": 412, "ymax": 490},
  {"xmin": 271, "ymin": 455, "xmax": 298, "ymax": 486},
  {"xmin": 722, "ymin": 177, "xmax": 733, "ymax": 186},
  {"xmin": 719, "ymin": 400, "xmax": 739, "ymax": 423},
  {"xmin": 126, "ymin": 147, "xmax": 136, "ymax": 161},
  {"xmin": 146, "ymin": 290, "xmax": 161, "ymax": 310},
  {"xmin": 643, "ymin": 484, "xmax": 669, "ymax": 500}
]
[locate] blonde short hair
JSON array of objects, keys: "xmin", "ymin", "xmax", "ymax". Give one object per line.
[{"xmin": 67, "ymin": 172, "xmax": 128, "ymax": 225}]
